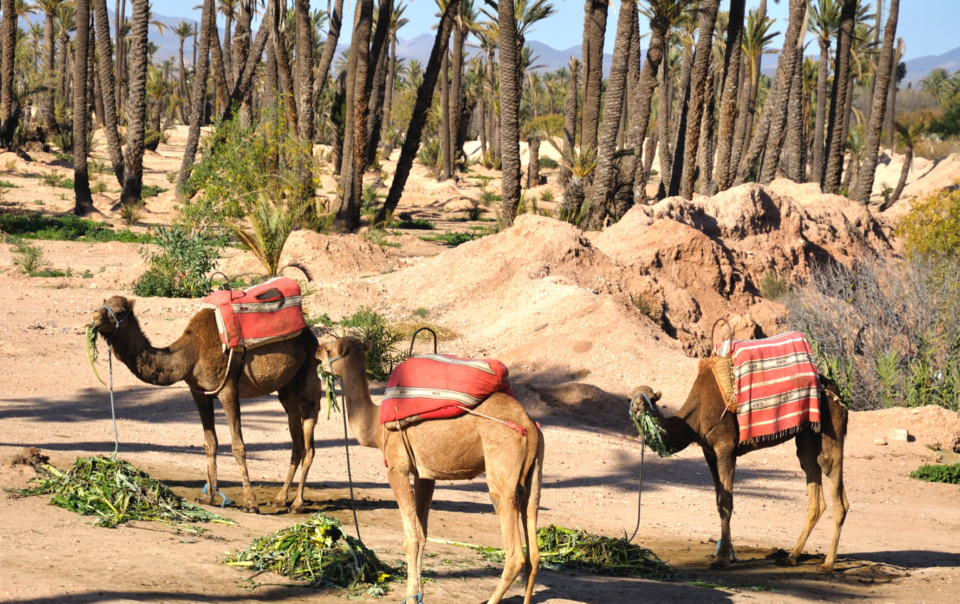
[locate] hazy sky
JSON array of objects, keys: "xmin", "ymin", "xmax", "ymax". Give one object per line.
[{"xmin": 157, "ymin": 0, "xmax": 958, "ymax": 63}]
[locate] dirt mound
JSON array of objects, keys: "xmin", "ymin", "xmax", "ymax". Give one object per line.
[
  {"xmin": 595, "ymin": 183, "xmax": 891, "ymax": 354},
  {"xmin": 849, "ymin": 406, "xmax": 960, "ymax": 453},
  {"xmin": 9, "ymin": 447, "xmax": 49, "ymax": 468},
  {"xmin": 219, "ymin": 230, "xmax": 394, "ymax": 282}
]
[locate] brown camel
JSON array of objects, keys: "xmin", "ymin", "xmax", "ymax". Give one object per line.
[
  {"xmin": 631, "ymin": 370, "xmax": 849, "ymax": 572},
  {"xmin": 92, "ymin": 296, "xmax": 322, "ymax": 514},
  {"xmin": 318, "ymin": 337, "xmax": 544, "ymax": 604}
]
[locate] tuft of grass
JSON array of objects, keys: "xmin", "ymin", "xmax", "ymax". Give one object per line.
[
  {"xmin": 223, "ymin": 513, "xmax": 395, "ymax": 592},
  {"xmin": 0, "ymin": 179, "xmax": 16, "ymax": 188},
  {"xmin": 364, "ymin": 228, "xmax": 400, "ymax": 248},
  {"xmin": 392, "ymin": 321, "xmax": 459, "ymax": 342},
  {"xmin": 0, "ymin": 211, "xmax": 152, "ymax": 243},
  {"xmin": 910, "ymin": 464, "xmax": 960, "ymax": 486},
  {"xmin": 418, "ymin": 230, "xmax": 490, "ymax": 247},
  {"xmin": 10, "ymin": 238, "xmax": 49, "ymax": 273},
  {"xmin": 14, "ymin": 456, "xmax": 235, "ymax": 532},
  {"xmin": 120, "ymin": 203, "xmax": 143, "ymax": 225},
  {"xmin": 479, "ymin": 188, "xmax": 501, "ymax": 205},
  {"xmin": 391, "ymin": 218, "xmax": 435, "ymax": 230},
  {"xmin": 166, "ymin": 171, "xmax": 178, "ymax": 183},
  {"xmin": 759, "ymin": 270, "xmax": 789, "ymax": 300},
  {"xmin": 412, "ymin": 307, "xmax": 429, "ymax": 318},
  {"xmin": 141, "ymin": 184, "xmax": 167, "ymax": 199},
  {"xmin": 29, "ymin": 267, "xmax": 72, "ymax": 278},
  {"xmin": 91, "ymin": 180, "xmax": 108, "ymax": 195},
  {"xmin": 41, "ymin": 171, "xmax": 67, "ymax": 188},
  {"xmin": 539, "ymin": 189, "xmax": 555, "ymax": 202}
]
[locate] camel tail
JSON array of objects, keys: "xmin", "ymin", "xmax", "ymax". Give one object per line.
[{"xmin": 513, "ymin": 418, "xmax": 541, "ymax": 511}]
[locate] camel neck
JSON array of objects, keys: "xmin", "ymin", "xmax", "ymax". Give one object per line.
[
  {"xmin": 340, "ymin": 357, "xmax": 383, "ymax": 450},
  {"xmin": 110, "ymin": 314, "xmax": 196, "ymax": 386}
]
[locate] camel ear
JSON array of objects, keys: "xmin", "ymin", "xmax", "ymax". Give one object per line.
[
  {"xmin": 654, "ymin": 391, "xmax": 662, "ymax": 402},
  {"xmin": 126, "ymin": 299, "xmax": 136, "ymax": 313},
  {"xmin": 363, "ymin": 340, "xmax": 372, "ymax": 352}
]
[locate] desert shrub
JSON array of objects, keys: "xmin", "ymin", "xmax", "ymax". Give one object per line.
[
  {"xmin": 931, "ymin": 104, "xmax": 960, "ymax": 138},
  {"xmin": 120, "ymin": 203, "xmax": 143, "ymax": 225},
  {"xmin": 897, "ymin": 187, "xmax": 960, "ymax": 258},
  {"xmin": 784, "ymin": 255, "xmax": 960, "ymax": 410},
  {"xmin": 0, "ymin": 179, "xmax": 16, "ymax": 188},
  {"xmin": 142, "ymin": 184, "xmax": 167, "ymax": 199},
  {"xmin": 538, "ymin": 156, "xmax": 559, "ymax": 170},
  {"xmin": 539, "ymin": 189, "xmax": 555, "ymax": 202},
  {"xmin": 465, "ymin": 206, "xmax": 483, "ymax": 221},
  {"xmin": 338, "ymin": 307, "xmax": 406, "ymax": 380},
  {"xmin": 133, "ymin": 227, "xmax": 222, "ymax": 298},
  {"xmin": 910, "ymin": 464, "xmax": 960, "ymax": 486},
  {"xmin": 182, "ymin": 105, "xmax": 316, "ymax": 230},
  {"xmin": 231, "ymin": 195, "xmax": 310, "ymax": 277},
  {"xmin": 419, "ymin": 230, "xmax": 489, "ymax": 246},
  {"xmin": 759, "ymin": 271, "xmax": 789, "ymax": 300},
  {"xmin": 480, "ymin": 187, "xmax": 501, "ymax": 205},
  {"xmin": 41, "ymin": 171, "xmax": 67, "ymax": 188},
  {"xmin": 91, "ymin": 180, "xmax": 107, "ymax": 195},
  {"xmin": 9, "ymin": 238, "xmax": 49, "ymax": 273},
  {"xmin": 480, "ymin": 150, "xmax": 502, "ymax": 170},
  {"xmin": 391, "ymin": 218, "xmax": 434, "ymax": 230},
  {"xmin": 417, "ymin": 138, "xmax": 441, "ymax": 174},
  {"xmin": 0, "ymin": 212, "xmax": 150, "ymax": 243}
]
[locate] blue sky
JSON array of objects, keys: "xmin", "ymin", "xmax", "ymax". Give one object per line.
[{"xmin": 156, "ymin": 0, "xmax": 959, "ymax": 62}]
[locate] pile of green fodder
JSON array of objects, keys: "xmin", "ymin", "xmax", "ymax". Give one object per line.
[
  {"xmin": 474, "ymin": 525, "xmax": 677, "ymax": 580},
  {"xmin": 16, "ymin": 456, "xmax": 234, "ymax": 533},
  {"xmin": 910, "ymin": 464, "xmax": 960, "ymax": 488},
  {"xmin": 224, "ymin": 514, "xmax": 395, "ymax": 593}
]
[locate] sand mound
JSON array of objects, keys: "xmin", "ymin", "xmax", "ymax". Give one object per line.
[
  {"xmin": 219, "ymin": 230, "xmax": 393, "ymax": 281},
  {"xmin": 850, "ymin": 405, "xmax": 960, "ymax": 453},
  {"xmin": 595, "ymin": 182, "xmax": 891, "ymax": 354}
]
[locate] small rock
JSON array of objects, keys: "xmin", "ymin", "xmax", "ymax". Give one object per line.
[
  {"xmin": 874, "ymin": 437, "xmax": 887, "ymax": 446},
  {"xmin": 890, "ymin": 429, "xmax": 909, "ymax": 442}
]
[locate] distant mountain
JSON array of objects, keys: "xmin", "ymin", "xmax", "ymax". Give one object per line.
[{"xmin": 903, "ymin": 47, "xmax": 960, "ymax": 85}]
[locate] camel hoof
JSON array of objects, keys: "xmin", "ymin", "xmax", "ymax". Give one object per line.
[
  {"xmin": 819, "ymin": 563, "xmax": 835, "ymax": 573},
  {"xmin": 709, "ymin": 559, "xmax": 731, "ymax": 571},
  {"xmin": 288, "ymin": 502, "xmax": 305, "ymax": 515},
  {"xmin": 267, "ymin": 498, "xmax": 286, "ymax": 508},
  {"xmin": 241, "ymin": 502, "xmax": 260, "ymax": 514},
  {"xmin": 779, "ymin": 556, "xmax": 799, "ymax": 567},
  {"xmin": 195, "ymin": 494, "xmax": 214, "ymax": 506}
]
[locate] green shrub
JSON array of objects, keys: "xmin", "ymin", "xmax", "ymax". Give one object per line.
[
  {"xmin": 120, "ymin": 203, "xmax": 143, "ymax": 226},
  {"xmin": 0, "ymin": 179, "xmax": 16, "ymax": 188},
  {"xmin": 132, "ymin": 227, "xmax": 222, "ymax": 298},
  {"xmin": 142, "ymin": 184, "xmax": 167, "ymax": 199},
  {"xmin": 930, "ymin": 104, "xmax": 960, "ymax": 138},
  {"xmin": 539, "ymin": 156, "xmax": 559, "ymax": 170},
  {"xmin": 897, "ymin": 186, "xmax": 960, "ymax": 258},
  {"xmin": 9, "ymin": 238, "xmax": 49, "ymax": 273},
  {"xmin": 540, "ymin": 189, "xmax": 555, "ymax": 202},
  {"xmin": 41, "ymin": 172, "xmax": 67, "ymax": 188},
  {"xmin": 182, "ymin": 105, "xmax": 316, "ymax": 230},
  {"xmin": 339, "ymin": 307, "xmax": 406, "ymax": 380},
  {"xmin": 910, "ymin": 464, "xmax": 960, "ymax": 486},
  {"xmin": 417, "ymin": 138, "xmax": 441, "ymax": 174},
  {"xmin": 91, "ymin": 180, "xmax": 108, "ymax": 195},
  {"xmin": 391, "ymin": 218, "xmax": 435, "ymax": 230},
  {"xmin": 419, "ymin": 230, "xmax": 489, "ymax": 246},
  {"xmin": 759, "ymin": 271, "xmax": 789, "ymax": 300},
  {"xmin": 0, "ymin": 212, "xmax": 151, "ymax": 243},
  {"xmin": 480, "ymin": 188, "xmax": 501, "ymax": 205}
]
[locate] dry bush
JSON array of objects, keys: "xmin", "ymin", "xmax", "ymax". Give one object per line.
[{"xmin": 784, "ymin": 255, "xmax": 960, "ymax": 410}]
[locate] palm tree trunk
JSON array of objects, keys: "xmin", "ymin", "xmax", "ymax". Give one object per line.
[
  {"xmin": 121, "ymin": 0, "xmax": 150, "ymax": 208},
  {"xmin": 178, "ymin": 38, "xmax": 189, "ymax": 125},
  {"xmin": 313, "ymin": 0, "xmax": 346, "ymax": 123},
  {"xmin": 697, "ymin": 62, "xmax": 718, "ymax": 196},
  {"xmin": 527, "ymin": 137, "xmax": 540, "ymax": 188},
  {"xmin": 852, "ymin": 0, "xmax": 899, "ymax": 203},
  {"xmin": 383, "ymin": 33, "xmax": 397, "ymax": 151},
  {"xmin": 440, "ymin": 49, "xmax": 451, "ymax": 181},
  {"xmin": 822, "ymin": 0, "xmax": 857, "ymax": 193},
  {"xmin": 757, "ymin": 0, "xmax": 807, "ymax": 185},
  {"xmin": 210, "ymin": 19, "xmax": 230, "ymax": 115},
  {"xmin": 498, "ymin": 0, "xmax": 522, "ymax": 223},
  {"xmin": 265, "ymin": 33, "xmax": 279, "ymax": 109},
  {"xmin": 42, "ymin": 10, "xmax": 57, "ymax": 141},
  {"xmin": 450, "ymin": 14, "xmax": 464, "ymax": 160},
  {"xmin": 374, "ymin": 0, "xmax": 458, "ymax": 226},
  {"xmin": 222, "ymin": 0, "xmax": 273, "ymax": 123},
  {"xmin": 678, "ymin": 0, "xmax": 721, "ymax": 200},
  {"xmin": 232, "ymin": 1, "xmax": 252, "ymax": 85},
  {"xmin": 295, "ymin": 0, "xmax": 315, "ymax": 140},
  {"xmin": 0, "ymin": 0, "xmax": 17, "ymax": 146},
  {"xmin": 580, "ymin": 0, "xmax": 608, "ymax": 154},
  {"xmin": 364, "ymin": 0, "xmax": 393, "ymax": 166},
  {"xmin": 115, "ymin": 0, "xmax": 124, "ymax": 113},
  {"xmin": 73, "ymin": 0, "xmax": 94, "ymax": 212},
  {"xmin": 479, "ymin": 93, "xmax": 487, "ymax": 156},
  {"xmin": 882, "ymin": 144, "xmax": 910, "ymax": 211},
  {"xmin": 585, "ymin": 0, "xmax": 635, "ymax": 228},
  {"xmin": 94, "ymin": 0, "xmax": 125, "ymax": 186},
  {"xmin": 885, "ymin": 42, "xmax": 900, "ymax": 149},
  {"xmin": 87, "ymin": 17, "xmax": 97, "ymax": 133},
  {"xmin": 812, "ymin": 37, "xmax": 830, "ymax": 184},
  {"xmin": 178, "ymin": 0, "xmax": 214, "ymax": 196},
  {"xmin": 785, "ymin": 51, "xmax": 805, "ymax": 182},
  {"xmin": 223, "ymin": 13, "xmax": 234, "ymax": 84},
  {"xmin": 656, "ymin": 44, "xmax": 674, "ymax": 200},
  {"xmin": 342, "ymin": 0, "xmax": 375, "ymax": 230},
  {"xmin": 486, "ymin": 47, "xmax": 499, "ymax": 158},
  {"xmin": 630, "ymin": 26, "xmax": 665, "ymax": 206},
  {"xmin": 559, "ymin": 57, "xmax": 579, "ymax": 188},
  {"xmin": 714, "ymin": 0, "xmax": 746, "ymax": 191},
  {"xmin": 272, "ymin": 12, "xmax": 299, "ymax": 130}
]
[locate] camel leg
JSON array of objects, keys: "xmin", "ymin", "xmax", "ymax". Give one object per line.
[
  {"xmin": 519, "ymin": 438, "xmax": 544, "ymax": 604},
  {"xmin": 387, "ymin": 469, "xmax": 425, "ymax": 600},
  {"xmin": 269, "ymin": 385, "xmax": 304, "ymax": 510},
  {"xmin": 787, "ymin": 430, "xmax": 826, "ymax": 566},
  {"xmin": 706, "ymin": 448, "xmax": 737, "ymax": 570},
  {"xmin": 219, "ymin": 383, "xmax": 259, "ymax": 513},
  {"xmin": 190, "ymin": 391, "xmax": 219, "ymax": 506},
  {"xmin": 290, "ymin": 415, "xmax": 317, "ymax": 514},
  {"xmin": 818, "ymin": 431, "xmax": 849, "ymax": 572},
  {"xmin": 487, "ymin": 486, "xmax": 525, "ymax": 604},
  {"xmin": 414, "ymin": 476, "xmax": 436, "ymax": 591}
]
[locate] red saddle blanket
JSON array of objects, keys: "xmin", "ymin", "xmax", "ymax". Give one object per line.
[
  {"xmin": 717, "ymin": 331, "xmax": 821, "ymax": 443},
  {"xmin": 380, "ymin": 354, "xmax": 514, "ymax": 428},
  {"xmin": 201, "ymin": 277, "xmax": 307, "ymax": 351}
]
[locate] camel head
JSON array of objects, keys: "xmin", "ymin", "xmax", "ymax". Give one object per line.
[
  {"xmin": 317, "ymin": 336, "xmax": 371, "ymax": 378},
  {"xmin": 630, "ymin": 385, "xmax": 663, "ymax": 421},
  {"xmin": 92, "ymin": 296, "xmax": 135, "ymax": 339}
]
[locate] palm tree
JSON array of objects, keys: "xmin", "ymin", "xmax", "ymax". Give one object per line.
[
  {"xmin": 313, "ymin": 0, "xmax": 345, "ymax": 123},
  {"xmin": 36, "ymin": 0, "xmax": 62, "ymax": 141},
  {"xmin": 373, "ymin": 0, "xmax": 459, "ymax": 226},
  {"xmin": 217, "ymin": 0, "xmax": 237, "ymax": 80},
  {"xmin": 677, "ymin": 0, "xmax": 721, "ymax": 200},
  {"xmin": 93, "ymin": 0, "xmax": 125, "ymax": 186},
  {"xmin": 852, "ymin": 0, "xmax": 900, "ymax": 204},
  {"xmin": 121, "ymin": 0, "xmax": 150, "ymax": 208},
  {"xmin": 177, "ymin": 0, "xmax": 215, "ymax": 196},
  {"xmin": 822, "ymin": 0, "xmax": 858, "ymax": 193},
  {"xmin": 808, "ymin": 0, "xmax": 840, "ymax": 185},
  {"xmin": 294, "ymin": 0, "xmax": 314, "ymax": 139},
  {"xmin": 72, "ymin": 0, "xmax": 92, "ymax": 212},
  {"xmin": 713, "ymin": 0, "xmax": 747, "ymax": 192},
  {"xmin": 559, "ymin": 56, "xmax": 578, "ymax": 188},
  {"xmin": 881, "ymin": 118, "xmax": 926, "ymax": 211},
  {"xmin": 0, "ymin": 0, "xmax": 18, "ymax": 146},
  {"xmin": 920, "ymin": 67, "xmax": 953, "ymax": 107},
  {"xmin": 497, "ymin": 0, "xmax": 522, "ymax": 222},
  {"xmin": 174, "ymin": 21, "xmax": 196, "ymax": 124},
  {"xmin": 584, "ymin": 0, "xmax": 637, "ymax": 227},
  {"xmin": 579, "ymin": 0, "xmax": 608, "ymax": 155},
  {"xmin": 382, "ymin": 2, "xmax": 407, "ymax": 151}
]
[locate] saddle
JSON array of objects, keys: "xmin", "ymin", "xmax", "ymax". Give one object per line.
[{"xmin": 201, "ymin": 277, "xmax": 307, "ymax": 351}]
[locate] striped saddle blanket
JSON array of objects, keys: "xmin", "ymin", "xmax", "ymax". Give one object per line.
[
  {"xmin": 380, "ymin": 354, "xmax": 514, "ymax": 429},
  {"xmin": 716, "ymin": 331, "xmax": 821, "ymax": 442},
  {"xmin": 201, "ymin": 277, "xmax": 307, "ymax": 351}
]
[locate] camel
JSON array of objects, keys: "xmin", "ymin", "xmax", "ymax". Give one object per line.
[
  {"xmin": 91, "ymin": 296, "xmax": 322, "ymax": 514},
  {"xmin": 318, "ymin": 337, "xmax": 544, "ymax": 604},
  {"xmin": 630, "ymin": 370, "xmax": 849, "ymax": 572}
]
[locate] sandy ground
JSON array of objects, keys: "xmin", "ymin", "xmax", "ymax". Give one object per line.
[{"xmin": 0, "ymin": 129, "xmax": 959, "ymax": 603}]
